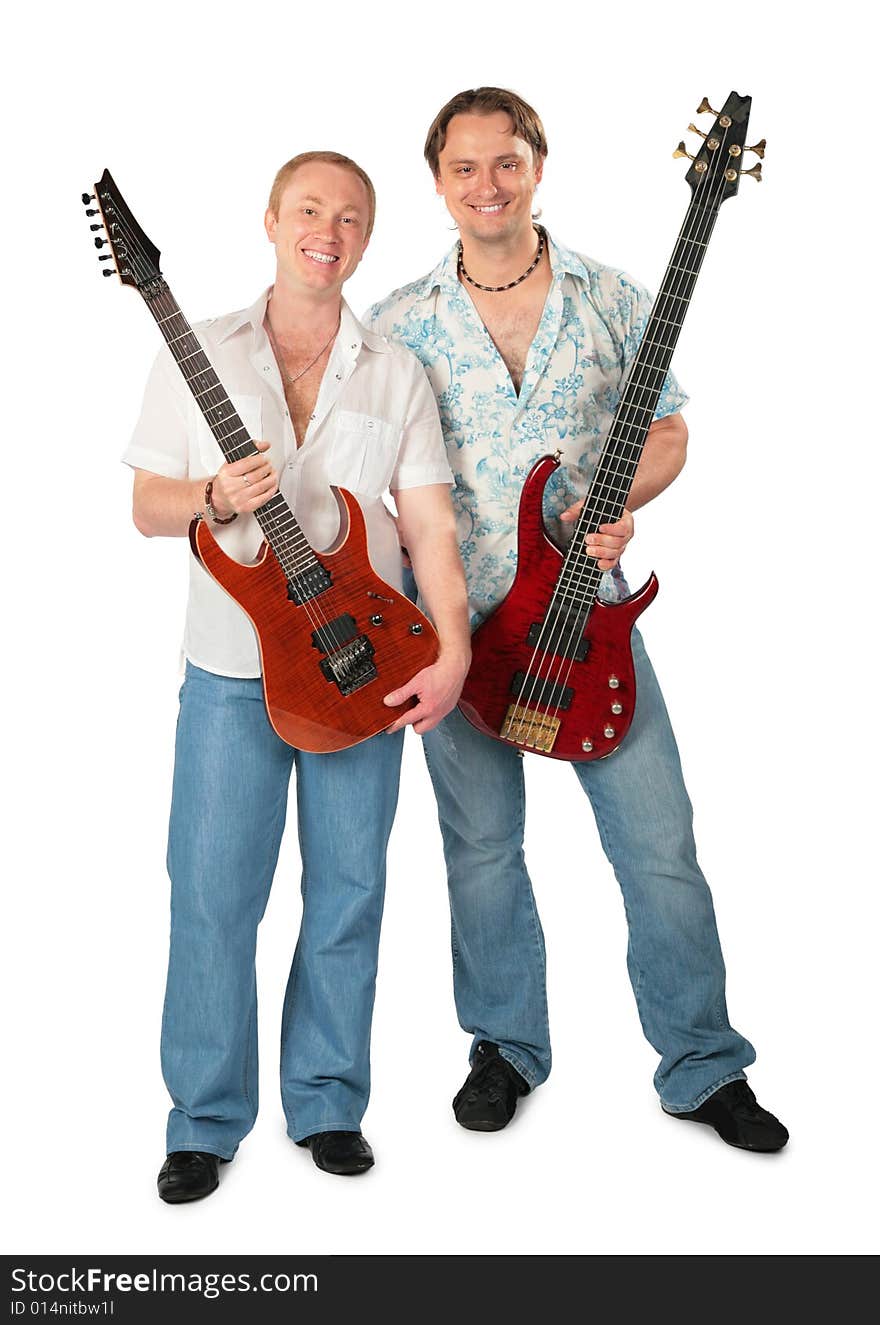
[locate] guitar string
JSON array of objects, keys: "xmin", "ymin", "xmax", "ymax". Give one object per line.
[
  {"xmin": 542, "ymin": 121, "xmax": 732, "ymax": 707},
  {"xmin": 106, "ymin": 211, "xmax": 367, "ymax": 676},
  {"xmin": 144, "ymin": 282, "xmax": 356, "ymax": 672},
  {"xmin": 509, "ymin": 121, "xmax": 734, "ymax": 748},
  {"xmin": 518, "ymin": 122, "xmax": 733, "ymax": 746},
  {"xmin": 517, "ymin": 127, "xmax": 731, "ymax": 747}
]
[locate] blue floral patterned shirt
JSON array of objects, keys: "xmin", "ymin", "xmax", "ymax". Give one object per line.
[{"xmin": 365, "ymin": 232, "xmax": 688, "ymax": 628}]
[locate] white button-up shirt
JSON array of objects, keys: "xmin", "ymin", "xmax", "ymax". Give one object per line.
[
  {"xmin": 123, "ymin": 291, "xmax": 453, "ymax": 677},
  {"xmin": 365, "ymin": 233, "xmax": 688, "ymax": 627}
]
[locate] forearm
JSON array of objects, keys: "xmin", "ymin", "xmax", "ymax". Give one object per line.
[
  {"xmin": 394, "ymin": 486, "xmax": 471, "ymax": 664},
  {"xmin": 132, "ymin": 470, "xmax": 207, "ymax": 538},
  {"xmin": 627, "ymin": 412, "xmax": 688, "ymax": 511},
  {"xmin": 407, "ymin": 528, "xmax": 471, "ymax": 665}
]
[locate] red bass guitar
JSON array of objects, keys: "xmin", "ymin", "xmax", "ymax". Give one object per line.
[
  {"xmin": 87, "ymin": 169, "xmax": 438, "ymax": 753},
  {"xmin": 458, "ymin": 91, "xmax": 764, "ymax": 761}
]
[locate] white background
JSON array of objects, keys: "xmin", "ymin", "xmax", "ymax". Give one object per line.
[{"xmin": 4, "ymin": 0, "xmax": 877, "ymax": 1257}]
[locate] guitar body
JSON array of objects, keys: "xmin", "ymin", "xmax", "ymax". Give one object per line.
[
  {"xmin": 458, "ymin": 457, "xmax": 657, "ymax": 762},
  {"xmin": 191, "ymin": 487, "xmax": 438, "ymax": 752}
]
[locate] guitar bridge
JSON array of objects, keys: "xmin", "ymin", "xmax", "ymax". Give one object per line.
[
  {"xmin": 500, "ymin": 704, "xmax": 561, "ymax": 752},
  {"xmin": 319, "ymin": 635, "xmax": 377, "ymax": 696}
]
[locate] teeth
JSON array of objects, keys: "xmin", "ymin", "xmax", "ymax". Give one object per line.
[
  {"xmin": 473, "ymin": 204, "xmax": 504, "ymax": 213},
  {"xmin": 303, "ymin": 250, "xmax": 338, "ymax": 263}
]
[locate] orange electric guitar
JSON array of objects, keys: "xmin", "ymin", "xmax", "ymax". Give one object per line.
[{"xmin": 86, "ymin": 169, "xmax": 438, "ymax": 752}]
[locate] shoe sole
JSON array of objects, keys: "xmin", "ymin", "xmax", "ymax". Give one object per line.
[
  {"xmin": 158, "ymin": 1178, "xmax": 220, "ymax": 1204},
  {"xmin": 454, "ymin": 1117, "xmax": 510, "ymax": 1132}
]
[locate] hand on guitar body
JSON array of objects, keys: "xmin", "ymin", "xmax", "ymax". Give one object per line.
[
  {"xmin": 382, "ymin": 648, "xmax": 471, "ymax": 735},
  {"xmin": 208, "ymin": 438, "xmax": 278, "ymax": 519},
  {"xmin": 561, "ymin": 503, "xmax": 634, "ymax": 571}
]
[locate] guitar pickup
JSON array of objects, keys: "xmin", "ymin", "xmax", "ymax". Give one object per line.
[
  {"xmin": 287, "ymin": 561, "xmax": 332, "ymax": 604},
  {"xmin": 526, "ymin": 615, "xmax": 589, "ymax": 661},
  {"xmin": 311, "ymin": 614, "xmax": 357, "ymax": 654},
  {"xmin": 510, "ymin": 671, "xmax": 573, "ymax": 711}
]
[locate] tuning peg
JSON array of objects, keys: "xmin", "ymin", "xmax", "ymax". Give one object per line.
[
  {"xmin": 99, "ymin": 254, "xmax": 113, "ymax": 261},
  {"xmin": 102, "ymin": 268, "xmax": 114, "ymax": 277},
  {"xmin": 81, "ymin": 192, "xmax": 95, "ymax": 205},
  {"xmin": 745, "ymin": 138, "xmax": 767, "ymax": 158},
  {"xmin": 94, "ymin": 236, "xmax": 107, "ymax": 248},
  {"xmin": 688, "ymin": 122, "xmax": 707, "ymax": 139},
  {"xmin": 673, "ymin": 141, "xmax": 695, "ymax": 160},
  {"xmin": 742, "ymin": 162, "xmax": 763, "ymax": 182},
  {"xmin": 84, "ymin": 208, "xmax": 100, "ymax": 218},
  {"xmin": 696, "ymin": 97, "xmax": 719, "ymax": 116},
  {"xmin": 89, "ymin": 224, "xmax": 103, "ymax": 232}
]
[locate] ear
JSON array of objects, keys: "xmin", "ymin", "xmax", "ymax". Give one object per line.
[
  {"xmin": 434, "ymin": 172, "xmax": 445, "ymax": 198},
  {"xmin": 534, "ymin": 155, "xmax": 545, "ymax": 187},
  {"xmin": 264, "ymin": 207, "xmax": 277, "ymax": 243}
]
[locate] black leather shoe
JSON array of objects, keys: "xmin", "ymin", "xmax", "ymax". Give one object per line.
[
  {"xmin": 296, "ymin": 1131, "xmax": 374, "ymax": 1175},
  {"xmin": 453, "ymin": 1040, "xmax": 530, "ymax": 1132},
  {"xmin": 664, "ymin": 1080, "xmax": 789, "ymax": 1152},
  {"xmin": 157, "ymin": 1151, "xmax": 223, "ymax": 1203}
]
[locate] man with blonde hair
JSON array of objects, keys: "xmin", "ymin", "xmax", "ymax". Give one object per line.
[
  {"xmin": 367, "ymin": 88, "xmax": 787, "ymax": 1153},
  {"xmin": 126, "ymin": 150, "xmax": 470, "ymax": 1200}
]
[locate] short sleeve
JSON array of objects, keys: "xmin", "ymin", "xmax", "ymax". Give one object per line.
[
  {"xmin": 121, "ymin": 346, "xmax": 191, "ymax": 478},
  {"xmin": 389, "ymin": 354, "xmax": 454, "ymax": 491},
  {"xmin": 602, "ymin": 269, "xmax": 690, "ymax": 421}
]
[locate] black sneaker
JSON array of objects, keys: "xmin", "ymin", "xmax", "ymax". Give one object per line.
[
  {"xmin": 664, "ymin": 1079, "xmax": 789, "ymax": 1152},
  {"xmin": 453, "ymin": 1041, "xmax": 530, "ymax": 1132}
]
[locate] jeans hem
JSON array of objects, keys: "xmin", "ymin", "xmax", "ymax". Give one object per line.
[
  {"xmin": 660, "ymin": 1069, "xmax": 748, "ymax": 1114},
  {"xmin": 288, "ymin": 1124, "xmax": 364, "ymax": 1144},
  {"xmin": 165, "ymin": 1142, "xmax": 237, "ymax": 1162},
  {"xmin": 496, "ymin": 1049, "xmax": 539, "ymax": 1092}
]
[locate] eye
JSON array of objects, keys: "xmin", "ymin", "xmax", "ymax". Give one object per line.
[
  {"xmin": 499, "ymin": 162, "xmax": 518, "ymax": 171},
  {"xmin": 341, "ymin": 216, "xmax": 358, "ymax": 226},
  {"xmin": 303, "ymin": 207, "xmax": 317, "ymax": 216},
  {"xmin": 457, "ymin": 166, "xmax": 475, "ymax": 175}
]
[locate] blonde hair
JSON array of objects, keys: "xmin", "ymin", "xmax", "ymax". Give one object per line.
[{"xmin": 268, "ymin": 151, "xmax": 376, "ymax": 239}]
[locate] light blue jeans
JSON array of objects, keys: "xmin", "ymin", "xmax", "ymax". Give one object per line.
[
  {"xmin": 161, "ymin": 661, "xmax": 404, "ymax": 1158},
  {"xmin": 421, "ymin": 628, "xmax": 756, "ymax": 1112}
]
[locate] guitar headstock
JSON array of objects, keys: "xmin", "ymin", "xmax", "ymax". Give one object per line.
[
  {"xmin": 83, "ymin": 168, "xmax": 162, "ymax": 290},
  {"xmin": 673, "ymin": 92, "xmax": 765, "ymax": 206}
]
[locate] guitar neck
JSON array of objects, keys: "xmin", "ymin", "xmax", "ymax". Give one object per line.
[
  {"xmin": 141, "ymin": 282, "xmax": 320, "ymax": 582},
  {"xmin": 556, "ymin": 194, "xmax": 722, "ymax": 608}
]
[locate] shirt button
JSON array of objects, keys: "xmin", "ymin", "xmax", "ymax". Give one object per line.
[
  {"xmin": 263, "ymin": 365, "xmax": 270, "ymax": 372},
  {"xmin": 350, "ymin": 343, "xmax": 357, "ymax": 350},
  {"xmin": 335, "ymin": 372, "xmax": 342, "ymax": 380},
  {"xmin": 310, "ymin": 413, "xmax": 316, "ymax": 420}
]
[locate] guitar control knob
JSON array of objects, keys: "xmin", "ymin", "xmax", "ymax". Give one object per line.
[
  {"xmin": 369, "ymin": 613, "xmax": 384, "ymax": 626},
  {"xmin": 608, "ymin": 675, "xmax": 620, "ymax": 689},
  {"xmin": 604, "ymin": 725, "xmax": 616, "ymax": 739},
  {"xmin": 611, "ymin": 702, "xmax": 623, "ymax": 715},
  {"xmin": 581, "ymin": 739, "xmax": 593, "ymax": 752},
  {"xmin": 409, "ymin": 623, "xmax": 423, "ymax": 635}
]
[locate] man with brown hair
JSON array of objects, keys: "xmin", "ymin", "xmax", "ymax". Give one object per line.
[
  {"xmin": 126, "ymin": 151, "xmax": 470, "ymax": 1200},
  {"xmin": 366, "ymin": 88, "xmax": 787, "ymax": 1152}
]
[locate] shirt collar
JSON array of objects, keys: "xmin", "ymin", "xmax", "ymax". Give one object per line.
[
  {"xmin": 217, "ymin": 288, "xmax": 390, "ymax": 354},
  {"xmin": 419, "ymin": 228, "xmax": 591, "ymax": 299}
]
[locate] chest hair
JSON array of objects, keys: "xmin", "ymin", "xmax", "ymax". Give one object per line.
[{"xmin": 466, "ymin": 266, "xmax": 553, "ymax": 394}]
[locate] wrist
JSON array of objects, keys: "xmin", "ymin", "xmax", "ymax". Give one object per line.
[{"xmin": 204, "ymin": 477, "xmax": 237, "ymax": 525}]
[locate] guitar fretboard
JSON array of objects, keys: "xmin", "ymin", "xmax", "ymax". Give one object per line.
[
  {"xmin": 551, "ymin": 200, "xmax": 721, "ymax": 618},
  {"xmin": 142, "ymin": 284, "xmax": 318, "ymax": 583}
]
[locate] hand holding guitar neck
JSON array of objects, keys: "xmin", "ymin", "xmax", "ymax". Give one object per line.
[{"xmin": 210, "ymin": 439, "xmax": 278, "ymax": 519}]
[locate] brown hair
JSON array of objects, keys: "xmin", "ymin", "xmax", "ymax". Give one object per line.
[
  {"xmin": 424, "ymin": 87, "xmax": 548, "ymax": 177},
  {"xmin": 267, "ymin": 151, "xmax": 377, "ymax": 240}
]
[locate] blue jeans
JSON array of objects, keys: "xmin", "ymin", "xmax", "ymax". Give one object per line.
[
  {"xmin": 161, "ymin": 662, "xmax": 404, "ymax": 1158},
  {"xmin": 421, "ymin": 629, "xmax": 756, "ymax": 1112}
]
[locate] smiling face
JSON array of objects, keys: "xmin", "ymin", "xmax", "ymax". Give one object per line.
[
  {"xmin": 264, "ymin": 161, "xmax": 371, "ymax": 296},
  {"xmin": 434, "ymin": 110, "xmax": 544, "ymax": 246}
]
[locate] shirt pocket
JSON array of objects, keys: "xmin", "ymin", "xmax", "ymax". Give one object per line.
[
  {"xmin": 327, "ymin": 410, "xmax": 401, "ymax": 498},
  {"xmin": 192, "ymin": 394, "xmax": 263, "ymax": 475}
]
